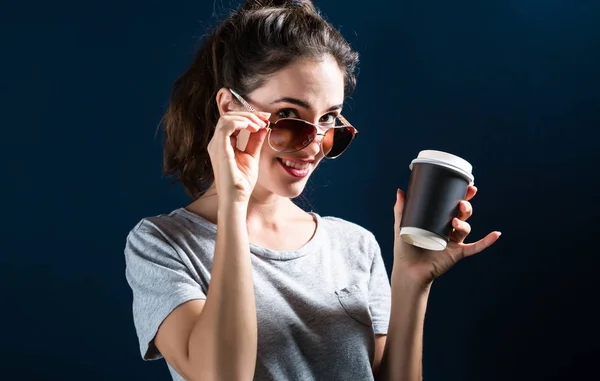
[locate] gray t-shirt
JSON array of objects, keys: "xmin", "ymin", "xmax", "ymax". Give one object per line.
[{"xmin": 124, "ymin": 207, "xmax": 391, "ymax": 380}]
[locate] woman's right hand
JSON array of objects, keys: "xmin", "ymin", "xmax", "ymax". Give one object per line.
[{"xmin": 207, "ymin": 111, "xmax": 270, "ymax": 204}]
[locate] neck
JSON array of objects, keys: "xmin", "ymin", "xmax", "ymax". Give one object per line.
[{"xmin": 247, "ymin": 183, "xmax": 298, "ymax": 223}]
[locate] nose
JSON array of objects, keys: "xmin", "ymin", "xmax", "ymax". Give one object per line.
[{"xmin": 301, "ymin": 134, "xmax": 323, "ymax": 157}]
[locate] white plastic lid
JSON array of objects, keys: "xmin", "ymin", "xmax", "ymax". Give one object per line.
[
  {"xmin": 400, "ymin": 227, "xmax": 447, "ymax": 251},
  {"xmin": 409, "ymin": 150, "xmax": 474, "ymax": 184}
]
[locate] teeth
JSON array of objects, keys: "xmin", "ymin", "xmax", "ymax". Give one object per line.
[{"xmin": 281, "ymin": 159, "xmax": 310, "ymax": 170}]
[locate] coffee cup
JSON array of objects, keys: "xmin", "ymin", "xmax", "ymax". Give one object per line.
[{"xmin": 399, "ymin": 150, "xmax": 475, "ymax": 251}]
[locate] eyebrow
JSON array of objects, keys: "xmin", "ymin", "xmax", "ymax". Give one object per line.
[{"xmin": 270, "ymin": 97, "xmax": 343, "ymax": 112}]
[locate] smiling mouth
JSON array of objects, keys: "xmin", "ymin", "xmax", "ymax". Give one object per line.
[
  {"xmin": 278, "ymin": 158, "xmax": 311, "ymax": 169},
  {"xmin": 277, "ymin": 158, "xmax": 312, "ymax": 178}
]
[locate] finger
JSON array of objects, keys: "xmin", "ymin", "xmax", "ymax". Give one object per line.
[
  {"xmin": 226, "ymin": 111, "xmax": 271, "ymax": 125},
  {"xmin": 456, "ymin": 200, "xmax": 472, "ymax": 221},
  {"xmin": 244, "ymin": 128, "xmax": 268, "ymax": 157},
  {"xmin": 460, "ymin": 231, "xmax": 502, "ymax": 257},
  {"xmin": 464, "ymin": 185, "xmax": 477, "ymax": 201},
  {"xmin": 226, "ymin": 115, "xmax": 266, "ymax": 132},
  {"xmin": 393, "ymin": 189, "xmax": 405, "ymax": 237},
  {"xmin": 211, "ymin": 118, "xmax": 264, "ymax": 162},
  {"xmin": 450, "ymin": 218, "xmax": 471, "ymax": 243},
  {"xmin": 217, "ymin": 116, "xmax": 263, "ymax": 138}
]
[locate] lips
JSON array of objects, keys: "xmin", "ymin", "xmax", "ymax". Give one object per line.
[
  {"xmin": 279, "ymin": 158, "xmax": 311, "ymax": 170},
  {"xmin": 277, "ymin": 158, "xmax": 312, "ymax": 178}
]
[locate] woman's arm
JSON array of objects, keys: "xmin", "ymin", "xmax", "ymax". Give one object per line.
[
  {"xmin": 375, "ymin": 271, "xmax": 430, "ymax": 381},
  {"xmin": 375, "ymin": 187, "xmax": 499, "ymax": 381},
  {"xmin": 155, "ymin": 203, "xmax": 258, "ymax": 381},
  {"xmin": 154, "ymin": 104, "xmax": 269, "ymax": 380}
]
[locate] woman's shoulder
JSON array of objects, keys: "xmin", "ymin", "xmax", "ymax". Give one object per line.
[
  {"xmin": 126, "ymin": 207, "xmax": 216, "ymax": 245},
  {"xmin": 124, "ymin": 208, "xmax": 219, "ymax": 273},
  {"xmin": 316, "ymin": 213, "xmax": 379, "ymax": 247}
]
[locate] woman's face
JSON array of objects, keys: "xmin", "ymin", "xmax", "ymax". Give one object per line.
[{"xmin": 247, "ymin": 54, "xmax": 346, "ymax": 199}]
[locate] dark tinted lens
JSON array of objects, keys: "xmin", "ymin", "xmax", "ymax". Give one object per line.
[
  {"xmin": 323, "ymin": 127, "xmax": 355, "ymax": 157},
  {"xmin": 269, "ymin": 119, "xmax": 316, "ymax": 152}
]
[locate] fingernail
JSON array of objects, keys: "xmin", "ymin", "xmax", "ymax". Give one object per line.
[{"xmin": 259, "ymin": 112, "xmax": 271, "ymax": 118}]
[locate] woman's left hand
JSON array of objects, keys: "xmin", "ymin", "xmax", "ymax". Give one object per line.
[{"xmin": 393, "ymin": 185, "xmax": 501, "ymax": 287}]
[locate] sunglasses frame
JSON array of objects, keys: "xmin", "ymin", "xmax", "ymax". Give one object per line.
[{"xmin": 229, "ymin": 88, "xmax": 358, "ymax": 159}]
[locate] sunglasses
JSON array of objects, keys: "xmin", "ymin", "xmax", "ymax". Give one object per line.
[{"xmin": 229, "ymin": 89, "xmax": 358, "ymax": 159}]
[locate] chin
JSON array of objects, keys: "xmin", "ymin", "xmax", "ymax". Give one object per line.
[
  {"xmin": 256, "ymin": 176, "xmax": 306, "ymax": 199},
  {"xmin": 276, "ymin": 183, "xmax": 307, "ymax": 199}
]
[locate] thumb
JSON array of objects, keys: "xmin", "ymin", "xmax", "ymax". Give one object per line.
[
  {"xmin": 394, "ymin": 189, "xmax": 406, "ymax": 237},
  {"xmin": 244, "ymin": 128, "xmax": 268, "ymax": 157}
]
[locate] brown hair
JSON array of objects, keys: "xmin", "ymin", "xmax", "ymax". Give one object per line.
[{"xmin": 161, "ymin": 0, "xmax": 360, "ymax": 198}]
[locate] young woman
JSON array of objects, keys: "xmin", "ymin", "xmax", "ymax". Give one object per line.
[{"xmin": 124, "ymin": 1, "xmax": 501, "ymax": 380}]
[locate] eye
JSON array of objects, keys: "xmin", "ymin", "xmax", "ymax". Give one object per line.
[
  {"xmin": 319, "ymin": 113, "xmax": 337, "ymax": 126},
  {"xmin": 276, "ymin": 108, "xmax": 299, "ymax": 119}
]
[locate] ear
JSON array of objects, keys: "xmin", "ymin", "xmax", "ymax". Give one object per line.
[{"xmin": 215, "ymin": 87, "xmax": 236, "ymax": 117}]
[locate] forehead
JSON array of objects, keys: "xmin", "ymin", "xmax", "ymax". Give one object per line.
[{"xmin": 251, "ymin": 55, "xmax": 345, "ymax": 108}]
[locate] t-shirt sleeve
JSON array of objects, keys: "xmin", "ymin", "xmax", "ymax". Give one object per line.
[
  {"xmin": 368, "ymin": 236, "xmax": 391, "ymax": 335},
  {"xmin": 124, "ymin": 220, "xmax": 207, "ymax": 360}
]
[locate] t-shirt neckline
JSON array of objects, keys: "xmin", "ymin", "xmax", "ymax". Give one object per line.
[{"xmin": 173, "ymin": 207, "xmax": 323, "ymax": 261}]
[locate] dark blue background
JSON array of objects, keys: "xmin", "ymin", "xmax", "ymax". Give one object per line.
[{"xmin": 2, "ymin": 0, "xmax": 598, "ymax": 379}]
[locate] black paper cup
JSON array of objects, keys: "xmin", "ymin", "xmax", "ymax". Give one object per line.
[{"xmin": 399, "ymin": 150, "xmax": 475, "ymax": 251}]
